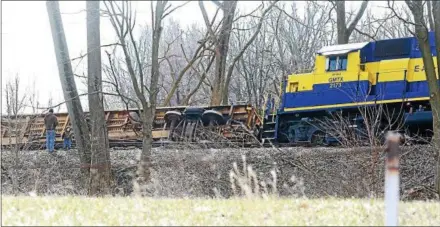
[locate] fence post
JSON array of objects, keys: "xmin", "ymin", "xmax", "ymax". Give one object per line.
[{"xmin": 384, "ymin": 132, "xmax": 401, "ymax": 226}]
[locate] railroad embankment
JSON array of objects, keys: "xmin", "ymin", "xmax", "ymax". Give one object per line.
[{"xmin": 1, "ymin": 145, "xmax": 438, "ymax": 200}]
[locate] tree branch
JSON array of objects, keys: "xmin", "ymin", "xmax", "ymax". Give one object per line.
[
  {"xmin": 162, "ymin": 34, "xmax": 210, "ymax": 106},
  {"xmin": 199, "ymin": 1, "xmax": 218, "ymax": 43},
  {"xmin": 222, "ymin": 1, "xmax": 278, "ymax": 103},
  {"xmin": 71, "ymin": 43, "xmax": 121, "ymax": 61},
  {"xmin": 183, "ymin": 55, "xmax": 216, "ymax": 105},
  {"xmin": 346, "ymin": 0, "xmax": 369, "ymax": 35},
  {"xmin": 162, "ymin": 1, "xmax": 190, "ymax": 19},
  {"xmin": 211, "ymin": 0, "xmax": 223, "ymax": 9}
]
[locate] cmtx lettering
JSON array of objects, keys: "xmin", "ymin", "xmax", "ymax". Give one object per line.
[
  {"xmin": 414, "ymin": 65, "xmax": 425, "ymax": 72},
  {"xmin": 328, "ymin": 77, "xmax": 343, "ymax": 83},
  {"xmin": 329, "ymin": 76, "xmax": 343, "ymax": 88}
]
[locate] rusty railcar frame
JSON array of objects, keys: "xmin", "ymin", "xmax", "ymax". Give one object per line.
[{"xmin": 1, "ymin": 104, "xmax": 263, "ymax": 149}]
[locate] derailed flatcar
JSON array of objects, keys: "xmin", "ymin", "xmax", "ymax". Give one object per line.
[{"xmin": 1, "ymin": 104, "xmax": 263, "ymax": 149}]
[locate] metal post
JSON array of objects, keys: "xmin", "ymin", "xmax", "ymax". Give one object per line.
[{"xmin": 384, "ymin": 132, "xmax": 401, "ymax": 226}]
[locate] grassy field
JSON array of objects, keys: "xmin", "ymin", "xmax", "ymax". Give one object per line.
[{"xmin": 2, "ymin": 196, "xmax": 439, "ymax": 226}]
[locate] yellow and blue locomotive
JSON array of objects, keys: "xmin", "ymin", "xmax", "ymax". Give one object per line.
[{"xmin": 263, "ymin": 32, "xmax": 438, "ymax": 145}]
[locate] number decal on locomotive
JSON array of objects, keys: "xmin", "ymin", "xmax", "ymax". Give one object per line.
[{"xmin": 330, "ymin": 82, "xmax": 342, "ymax": 88}]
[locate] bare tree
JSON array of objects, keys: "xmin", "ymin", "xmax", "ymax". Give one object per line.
[
  {"xmin": 28, "ymin": 80, "xmax": 41, "ymax": 114},
  {"xmin": 332, "ymin": 0, "xmax": 369, "ymax": 44},
  {"xmin": 4, "ymin": 76, "xmax": 27, "ymax": 118},
  {"xmin": 3, "ymin": 76, "xmax": 26, "ymax": 195},
  {"xmin": 161, "ymin": 29, "xmax": 211, "ymax": 106},
  {"xmin": 3, "ymin": 76, "xmax": 27, "ymax": 150},
  {"xmin": 2, "ymin": 75, "xmax": 45, "ymax": 194},
  {"xmin": 275, "ymin": 2, "xmax": 334, "ymax": 71},
  {"xmin": 348, "ymin": 7, "xmax": 409, "ymax": 42},
  {"xmin": 200, "ymin": 1, "xmax": 238, "ymax": 105},
  {"xmin": 46, "ymin": 1, "xmax": 92, "ymax": 179},
  {"xmin": 181, "ymin": 55, "xmax": 216, "ymax": 105},
  {"xmin": 247, "ymin": 1, "xmax": 334, "ymax": 107},
  {"xmin": 230, "ymin": 15, "xmax": 278, "ymax": 108},
  {"xmin": 104, "ymin": 0, "xmax": 186, "ymax": 193},
  {"xmin": 221, "ymin": 1, "xmax": 279, "ymax": 105},
  {"xmin": 199, "ymin": 1, "xmax": 279, "ymax": 105},
  {"xmin": 86, "ymin": 0, "xmax": 112, "ymax": 196}
]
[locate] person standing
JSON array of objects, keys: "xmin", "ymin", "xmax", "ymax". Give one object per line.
[
  {"xmin": 62, "ymin": 127, "xmax": 73, "ymax": 150},
  {"xmin": 44, "ymin": 108, "xmax": 58, "ymax": 153}
]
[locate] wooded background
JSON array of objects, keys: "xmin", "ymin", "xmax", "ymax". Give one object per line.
[{"xmin": 3, "ymin": 0, "xmax": 440, "ymax": 197}]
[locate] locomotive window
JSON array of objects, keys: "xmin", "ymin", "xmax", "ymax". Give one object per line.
[
  {"xmin": 329, "ymin": 57, "xmax": 338, "ymax": 71},
  {"xmin": 339, "ymin": 56, "xmax": 347, "ymax": 70},
  {"xmin": 326, "ymin": 55, "xmax": 347, "ymax": 71}
]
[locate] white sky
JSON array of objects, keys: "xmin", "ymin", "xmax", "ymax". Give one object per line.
[{"xmin": 1, "ymin": 1, "xmax": 389, "ymax": 114}]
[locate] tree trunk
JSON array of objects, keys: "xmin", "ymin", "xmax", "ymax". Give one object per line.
[
  {"xmin": 135, "ymin": 110, "xmax": 154, "ymax": 195},
  {"xmin": 335, "ymin": 0, "xmax": 368, "ymax": 44},
  {"xmin": 46, "ymin": 1, "xmax": 91, "ymax": 177},
  {"xmin": 427, "ymin": 0, "xmax": 435, "ymax": 32},
  {"xmin": 409, "ymin": 0, "xmax": 440, "ymax": 195},
  {"xmin": 135, "ymin": 1, "xmax": 167, "ymax": 192},
  {"xmin": 335, "ymin": 1, "xmax": 348, "ymax": 44},
  {"xmin": 210, "ymin": 1, "xmax": 237, "ymax": 106},
  {"xmin": 86, "ymin": 0, "xmax": 112, "ymax": 196},
  {"xmin": 431, "ymin": 0, "xmax": 440, "ymax": 195}
]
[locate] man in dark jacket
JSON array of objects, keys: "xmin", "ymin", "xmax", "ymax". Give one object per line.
[{"xmin": 44, "ymin": 109, "xmax": 58, "ymax": 152}]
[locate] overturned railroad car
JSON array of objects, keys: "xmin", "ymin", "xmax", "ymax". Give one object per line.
[
  {"xmin": 1, "ymin": 104, "xmax": 262, "ymax": 149},
  {"xmin": 262, "ymin": 32, "xmax": 438, "ymax": 145}
]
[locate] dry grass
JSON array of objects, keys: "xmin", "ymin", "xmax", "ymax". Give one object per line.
[
  {"xmin": 1, "ymin": 145, "xmax": 438, "ymax": 199},
  {"xmin": 2, "ymin": 196, "xmax": 440, "ymax": 226}
]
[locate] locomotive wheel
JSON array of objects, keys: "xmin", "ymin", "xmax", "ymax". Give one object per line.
[
  {"xmin": 287, "ymin": 125, "xmax": 296, "ymax": 144},
  {"xmin": 276, "ymin": 122, "xmax": 290, "ymax": 143},
  {"xmin": 311, "ymin": 131, "xmax": 327, "ymax": 146}
]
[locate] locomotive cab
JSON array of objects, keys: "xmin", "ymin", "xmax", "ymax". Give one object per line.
[{"xmin": 283, "ymin": 42, "xmax": 370, "ymax": 112}]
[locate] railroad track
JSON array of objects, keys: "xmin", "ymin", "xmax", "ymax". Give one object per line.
[{"xmin": 2, "ymin": 136, "xmax": 428, "ymax": 152}]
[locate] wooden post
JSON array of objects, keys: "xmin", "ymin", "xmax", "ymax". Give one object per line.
[{"xmin": 384, "ymin": 132, "xmax": 401, "ymax": 226}]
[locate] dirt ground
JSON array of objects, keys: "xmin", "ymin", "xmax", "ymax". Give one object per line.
[{"xmin": 1, "ymin": 145, "xmax": 438, "ymax": 200}]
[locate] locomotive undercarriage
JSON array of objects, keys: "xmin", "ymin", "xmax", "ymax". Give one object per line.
[{"xmin": 273, "ymin": 100, "xmax": 434, "ymax": 147}]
